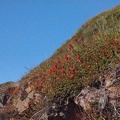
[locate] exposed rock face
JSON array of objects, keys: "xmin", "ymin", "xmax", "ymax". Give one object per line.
[
  {"xmin": 32, "ymin": 64, "xmax": 120, "ymax": 120},
  {"xmin": 0, "ymin": 103, "xmax": 3, "ymax": 109},
  {"xmin": 47, "ymin": 97, "xmax": 82, "ymax": 120}
]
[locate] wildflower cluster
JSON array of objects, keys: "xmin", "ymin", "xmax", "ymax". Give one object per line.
[
  {"xmin": 25, "ymin": 32, "xmax": 119, "ymax": 97},
  {"xmin": 18, "ymin": 7, "xmax": 120, "ymax": 99}
]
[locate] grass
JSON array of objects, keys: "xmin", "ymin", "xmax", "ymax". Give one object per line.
[{"xmin": 20, "ymin": 5, "xmax": 120, "ymax": 100}]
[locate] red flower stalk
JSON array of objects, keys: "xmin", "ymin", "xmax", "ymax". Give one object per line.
[
  {"xmin": 73, "ymin": 37, "xmax": 77, "ymax": 42},
  {"xmin": 70, "ymin": 74, "xmax": 75, "ymax": 79},
  {"xmin": 64, "ymin": 54, "xmax": 69, "ymax": 60},
  {"xmin": 76, "ymin": 54, "xmax": 80, "ymax": 59},
  {"xmin": 53, "ymin": 67, "xmax": 58, "ymax": 75},
  {"xmin": 53, "ymin": 67, "xmax": 57, "ymax": 71},
  {"xmin": 50, "ymin": 68, "xmax": 53, "ymax": 72},
  {"xmin": 101, "ymin": 49, "xmax": 105, "ymax": 53},
  {"xmin": 61, "ymin": 68, "xmax": 66, "ymax": 73},
  {"xmin": 68, "ymin": 44, "xmax": 73, "ymax": 49},
  {"xmin": 106, "ymin": 52, "xmax": 110, "ymax": 59},
  {"xmin": 70, "ymin": 63, "xmax": 73, "ymax": 67},
  {"xmin": 115, "ymin": 41, "xmax": 119, "ymax": 45},
  {"xmin": 53, "ymin": 62, "xmax": 57, "ymax": 67},
  {"xmin": 48, "ymin": 69, "xmax": 51, "ymax": 74},
  {"xmin": 70, "ymin": 67, "xmax": 75, "ymax": 72},
  {"xmin": 61, "ymin": 63, "xmax": 65, "ymax": 67},
  {"xmin": 42, "ymin": 74, "xmax": 46, "ymax": 78},
  {"xmin": 57, "ymin": 59, "xmax": 61, "ymax": 63},
  {"xmin": 36, "ymin": 83, "xmax": 42, "ymax": 88},
  {"xmin": 87, "ymin": 65, "xmax": 91, "ymax": 69}
]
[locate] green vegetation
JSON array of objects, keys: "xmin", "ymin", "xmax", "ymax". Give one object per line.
[{"xmin": 21, "ymin": 5, "xmax": 120, "ymax": 99}]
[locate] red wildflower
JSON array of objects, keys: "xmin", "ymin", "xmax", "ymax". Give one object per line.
[
  {"xmin": 36, "ymin": 83, "xmax": 42, "ymax": 88},
  {"xmin": 101, "ymin": 49, "xmax": 105, "ymax": 53},
  {"xmin": 53, "ymin": 62, "xmax": 57, "ymax": 67},
  {"xmin": 106, "ymin": 52, "xmax": 110, "ymax": 59},
  {"xmin": 50, "ymin": 68, "xmax": 53, "ymax": 72},
  {"xmin": 73, "ymin": 37, "xmax": 77, "ymax": 42},
  {"xmin": 68, "ymin": 44, "xmax": 73, "ymax": 49},
  {"xmin": 29, "ymin": 103, "xmax": 32, "ymax": 107},
  {"xmin": 87, "ymin": 65, "xmax": 91, "ymax": 69},
  {"xmin": 53, "ymin": 67, "xmax": 58, "ymax": 75},
  {"xmin": 57, "ymin": 59, "xmax": 61, "ymax": 63},
  {"xmin": 53, "ymin": 67, "xmax": 57, "ymax": 71},
  {"xmin": 70, "ymin": 67, "xmax": 75, "ymax": 72},
  {"xmin": 42, "ymin": 74, "xmax": 46, "ymax": 78},
  {"xmin": 76, "ymin": 54, "xmax": 80, "ymax": 59},
  {"xmin": 61, "ymin": 68, "xmax": 66, "ymax": 73},
  {"xmin": 115, "ymin": 41, "xmax": 119, "ymax": 45},
  {"xmin": 64, "ymin": 54, "xmax": 69, "ymax": 60},
  {"xmin": 48, "ymin": 69, "xmax": 52, "ymax": 74},
  {"xmin": 61, "ymin": 62, "xmax": 65, "ymax": 67},
  {"xmin": 70, "ymin": 63, "xmax": 73, "ymax": 67},
  {"xmin": 70, "ymin": 74, "xmax": 75, "ymax": 79}
]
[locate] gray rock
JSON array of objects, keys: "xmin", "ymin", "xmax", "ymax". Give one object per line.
[{"xmin": 0, "ymin": 102, "xmax": 3, "ymax": 109}]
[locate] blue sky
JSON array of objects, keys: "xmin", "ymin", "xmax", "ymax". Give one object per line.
[{"xmin": 0, "ymin": 0, "xmax": 120, "ymax": 84}]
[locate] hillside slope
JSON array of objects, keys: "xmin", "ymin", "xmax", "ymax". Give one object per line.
[{"xmin": 0, "ymin": 5, "xmax": 120, "ymax": 120}]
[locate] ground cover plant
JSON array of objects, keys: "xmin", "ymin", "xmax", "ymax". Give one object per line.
[{"xmin": 21, "ymin": 5, "xmax": 120, "ymax": 98}]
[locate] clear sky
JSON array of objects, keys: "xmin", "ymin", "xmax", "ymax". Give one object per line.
[{"xmin": 0, "ymin": 0, "xmax": 120, "ymax": 84}]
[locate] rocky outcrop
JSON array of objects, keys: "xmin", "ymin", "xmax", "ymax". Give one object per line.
[
  {"xmin": 30, "ymin": 64, "xmax": 120, "ymax": 120},
  {"xmin": 0, "ymin": 65, "xmax": 119, "ymax": 120}
]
